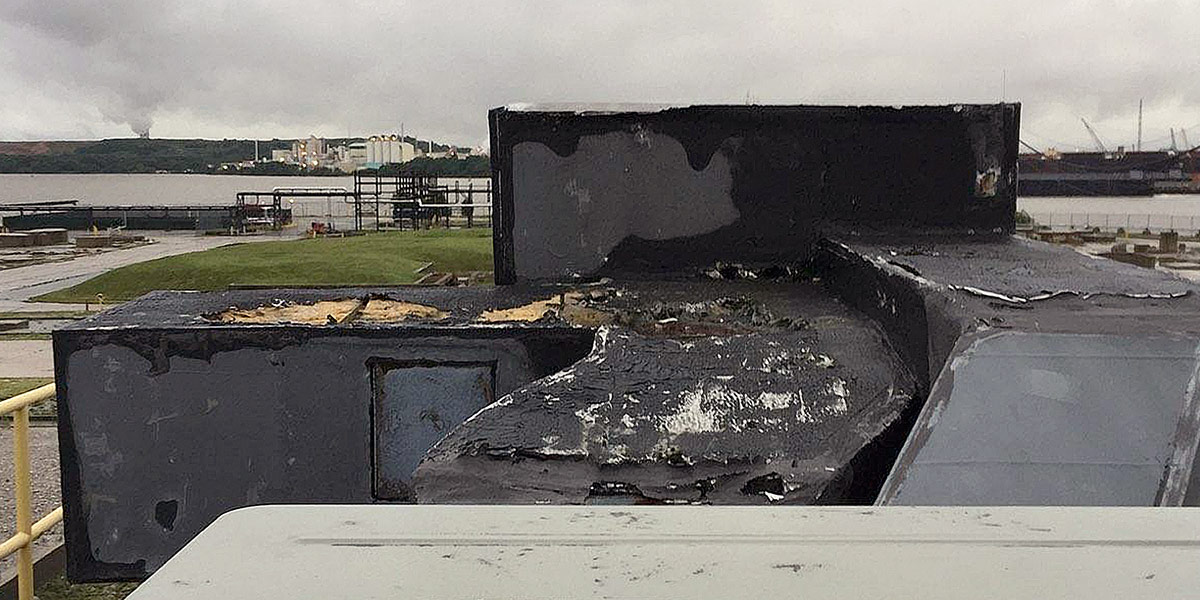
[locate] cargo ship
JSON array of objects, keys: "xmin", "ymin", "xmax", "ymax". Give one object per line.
[{"xmin": 1018, "ymin": 148, "xmax": 1199, "ymax": 196}]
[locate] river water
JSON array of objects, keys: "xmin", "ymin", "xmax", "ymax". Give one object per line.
[{"xmin": 1, "ymin": 174, "xmax": 1199, "ymax": 230}]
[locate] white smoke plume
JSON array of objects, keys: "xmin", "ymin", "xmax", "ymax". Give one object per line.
[{"xmin": 129, "ymin": 118, "xmax": 151, "ymax": 139}]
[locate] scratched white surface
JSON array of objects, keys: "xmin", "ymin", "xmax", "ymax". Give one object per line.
[{"xmin": 131, "ymin": 505, "xmax": 1200, "ymax": 599}]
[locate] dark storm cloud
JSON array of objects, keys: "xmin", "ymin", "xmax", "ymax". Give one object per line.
[{"xmin": 1, "ymin": 0, "xmax": 1198, "ymax": 148}]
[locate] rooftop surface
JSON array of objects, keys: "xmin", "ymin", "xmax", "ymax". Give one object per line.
[{"xmin": 56, "ymin": 103, "xmax": 1200, "ymax": 582}]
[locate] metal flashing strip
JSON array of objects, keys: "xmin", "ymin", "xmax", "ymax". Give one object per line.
[
  {"xmin": 948, "ymin": 284, "xmax": 1191, "ymax": 305},
  {"xmin": 1156, "ymin": 340, "xmax": 1200, "ymax": 505}
]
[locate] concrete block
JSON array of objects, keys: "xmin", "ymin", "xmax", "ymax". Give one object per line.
[
  {"xmin": 27, "ymin": 227, "xmax": 69, "ymax": 245},
  {"xmin": 0, "ymin": 232, "xmax": 32, "ymax": 247},
  {"xmin": 75, "ymin": 234, "xmax": 114, "ymax": 248}
]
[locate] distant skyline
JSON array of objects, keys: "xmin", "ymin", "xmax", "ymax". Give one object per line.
[{"xmin": 1, "ymin": 1, "xmax": 1198, "ymax": 150}]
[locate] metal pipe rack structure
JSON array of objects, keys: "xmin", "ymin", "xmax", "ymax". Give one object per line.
[
  {"xmin": 234, "ymin": 188, "xmax": 354, "ymax": 230},
  {"xmin": 233, "ymin": 173, "xmax": 492, "ymax": 232},
  {"xmin": 351, "ymin": 170, "xmax": 492, "ymax": 231},
  {"xmin": 1, "ymin": 203, "xmax": 245, "ymax": 231}
]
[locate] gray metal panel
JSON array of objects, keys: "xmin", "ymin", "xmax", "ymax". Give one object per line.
[
  {"xmin": 885, "ymin": 332, "xmax": 1200, "ymax": 505},
  {"xmin": 371, "ymin": 360, "xmax": 496, "ymax": 501},
  {"xmin": 127, "ymin": 505, "xmax": 1200, "ymax": 599}
]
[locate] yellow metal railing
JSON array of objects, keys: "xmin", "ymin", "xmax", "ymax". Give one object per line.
[{"xmin": 0, "ymin": 384, "xmax": 63, "ymax": 600}]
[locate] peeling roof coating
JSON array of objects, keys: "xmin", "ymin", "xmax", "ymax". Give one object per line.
[
  {"xmin": 209, "ymin": 297, "xmax": 450, "ymax": 324},
  {"xmin": 416, "ymin": 280, "xmax": 916, "ymax": 505},
  {"xmin": 69, "ymin": 102, "xmax": 1200, "ymax": 583},
  {"xmin": 477, "ymin": 293, "xmax": 579, "ymax": 323}
]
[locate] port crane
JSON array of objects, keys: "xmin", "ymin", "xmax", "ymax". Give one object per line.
[{"xmin": 1080, "ymin": 118, "xmax": 1108, "ymax": 153}]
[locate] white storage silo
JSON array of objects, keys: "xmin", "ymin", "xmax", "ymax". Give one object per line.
[{"xmin": 388, "ymin": 137, "xmax": 401, "ymax": 164}]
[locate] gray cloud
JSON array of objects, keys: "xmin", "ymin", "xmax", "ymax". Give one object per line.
[{"xmin": 1, "ymin": 0, "xmax": 1197, "ymax": 149}]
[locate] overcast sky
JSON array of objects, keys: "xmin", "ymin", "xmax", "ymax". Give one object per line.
[{"xmin": 1, "ymin": 1, "xmax": 1196, "ymax": 150}]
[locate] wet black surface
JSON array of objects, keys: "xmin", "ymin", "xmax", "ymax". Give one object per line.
[
  {"xmin": 56, "ymin": 232, "xmax": 1200, "ymax": 581},
  {"xmin": 415, "ymin": 279, "xmax": 916, "ymax": 505},
  {"xmin": 54, "ymin": 275, "xmax": 923, "ymax": 579},
  {"xmin": 66, "ymin": 278, "xmax": 921, "ymax": 508},
  {"xmin": 841, "ymin": 233, "xmax": 1195, "ymax": 299}
]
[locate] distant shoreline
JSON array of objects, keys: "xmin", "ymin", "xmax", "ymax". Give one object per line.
[{"xmin": 0, "ymin": 138, "xmax": 489, "ymax": 177}]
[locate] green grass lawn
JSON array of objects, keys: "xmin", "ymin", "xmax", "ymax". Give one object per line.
[
  {"xmin": 35, "ymin": 574, "xmax": 138, "ymax": 600},
  {"xmin": 0, "ymin": 377, "xmax": 56, "ymax": 419},
  {"xmin": 0, "ymin": 332, "xmax": 52, "ymax": 340},
  {"xmin": 0, "ymin": 311, "xmax": 96, "ymax": 320},
  {"xmin": 0, "ymin": 377, "xmax": 53, "ymax": 399},
  {"xmin": 34, "ymin": 229, "xmax": 493, "ymax": 304}
]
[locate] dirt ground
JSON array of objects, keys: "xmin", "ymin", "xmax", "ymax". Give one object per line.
[
  {"xmin": 0, "ymin": 424, "xmax": 138, "ymax": 599},
  {"xmin": 0, "ymin": 424, "xmax": 63, "ymax": 581}
]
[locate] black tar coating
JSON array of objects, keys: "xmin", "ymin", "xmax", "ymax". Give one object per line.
[
  {"xmin": 490, "ymin": 104, "xmax": 1020, "ymax": 283},
  {"xmin": 414, "ymin": 279, "xmax": 915, "ymax": 505},
  {"xmin": 843, "ymin": 232, "xmax": 1195, "ymax": 298},
  {"xmin": 415, "ymin": 233, "xmax": 1200, "ymax": 507},
  {"xmin": 56, "ymin": 230, "xmax": 1200, "ymax": 582},
  {"xmin": 68, "ymin": 100, "xmax": 1200, "ymax": 578}
]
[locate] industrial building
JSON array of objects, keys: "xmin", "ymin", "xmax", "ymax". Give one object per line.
[
  {"xmin": 264, "ymin": 134, "xmax": 477, "ymax": 172},
  {"xmin": 290, "ymin": 136, "xmax": 326, "ymax": 167},
  {"xmin": 364, "ymin": 134, "xmax": 419, "ymax": 167}
]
